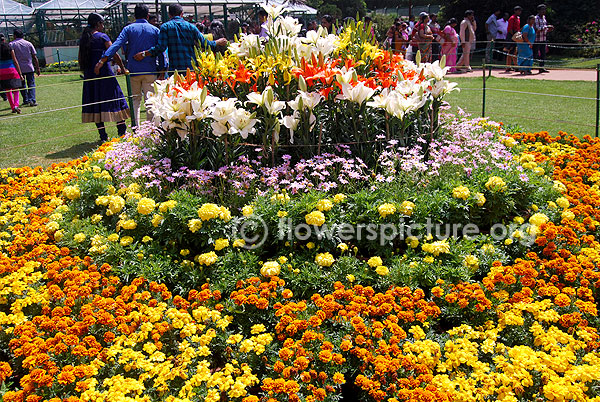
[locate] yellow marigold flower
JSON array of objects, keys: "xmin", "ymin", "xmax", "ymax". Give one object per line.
[
  {"xmin": 54, "ymin": 230, "xmax": 64, "ymax": 241},
  {"xmin": 482, "ymin": 244, "xmax": 495, "ymax": 254},
  {"xmin": 500, "ymin": 136, "xmax": 516, "ymax": 147},
  {"xmin": 475, "ymin": 192, "xmax": 486, "ymax": 207},
  {"xmin": 406, "ymin": 236, "xmax": 419, "ymax": 249},
  {"xmin": 242, "ymin": 205, "xmax": 254, "ymax": 216},
  {"xmin": 251, "ymin": 324, "xmax": 266, "ymax": 334},
  {"xmin": 463, "ymin": 255, "xmax": 479, "ymax": 270},
  {"xmin": 409, "ymin": 325, "xmax": 426, "ymax": 340},
  {"xmin": 120, "ymin": 236, "xmax": 134, "ymax": 246},
  {"xmin": 561, "ymin": 210, "xmax": 575, "ymax": 220},
  {"xmin": 529, "ymin": 212, "xmax": 549, "ymax": 227},
  {"xmin": 107, "ymin": 195, "xmax": 125, "ymax": 216},
  {"xmin": 46, "ymin": 221, "xmax": 59, "ymax": 232},
  {"xmin": 398, "ymin": 200, "xmax": 415, "ymax": 216},
  {"xmin": 196, "ymin": 251, "xmax": 218, "ymax": 266},
  {"xmin": 422, "ymin": 239, "xmax": 450, "ymax": 256},
  {"xmin": 214, "ymin": 238, "xmax": 229, "ymax": 251},
  {"xmin": 556, "ymin": 197, "xmax": 569, "ymax": 209},
  {"xmin": 306, "ymin": 242, "xmax": 315, "ymax": 249},
  {"xmin": 142, "ymin": 236, "xmax": 152, "ymax": 243},
  {"xmin": 485, "ymin": 176, "xmax": 507, "ymax": 192},
  {"xmin": 92, "ymin": 151, "xmax": 105, "ymax": 160},
  {"xmin": 533, "ymin": 167, "xmax": 545, "ymax": 175},
  {"xmin": 137, "ymin": 197, "xmax": 156, "ymax": 215},
  {"xmin": 337, "ymin": 242, "xmax": 349, "ymax": 252},
  {"xmin": 346, "ymin": 274, "xmax": 355, "ymax": 282},
  {"xmin": 424, "ymin": 256, "xmax": 434, "ymax": 263},
  {"xmin": 531, "ymin": 203, "xmax": 539, "ymax": 211},
  {"xmin": 260, "ymin": 261, "xmax": 281, "ymax": 277},
  {"xmin": 547, "ymin": 201, "xmax": 558, "ymax": 209},
  {"xmin": 90, "ymin": 214, "xmax": 102, "ymax": 224},
  {"xmin": 504, "ymin": 238, "xmax": 513, "ymax": 245},
  {"xmin": 227, "ymin": 334, "xmax": 243, "ymax": 344},
  {"xmin": 452, "ymin": 185, "xmax": 470, "ymax": 200},
  {"xmin": 333, "ymin": 193, "xmax": 346, "ymax": 203},
  {"xmin": 552, "ymin": 180, "xmax": 566, "ymax": 194},
  {"xmin": 180, "ymin": 249, "xmax": 190, "ymax": 256},
  {"xmin": 378, "ymin": 203, "xmax": 396, "ymax": 218},
  {"xmin": 375, "ymin": 265, "xmax": 389, "ymax": 276},
  {"xmin": 278, "ymin": 256, "xmax": 288, "ymax": 264},
  {"xmin": 121, "ymin": 219, "xmax": 137, "ymax": 230},
  {"xmin": 233, "ymin": 238, "xmax": 246, "ymax": 248},
  {"xmin": 315, "ymin": 252, "xmax": 335, "ymax": 267},
  {"xmin": 158, "ymin": 200, "xmax": 177, "ymax": 213},
  {"xmin": 188, "ymin": 218, "xmax": 202, "ymax": 233},
  {"xmin": 316, "ymin": 199, "xmax": 333, "ymax": 212},
  {"xmin": 305, "ymin": 211, "xmax": 326, "ymax": 226},
  {"xmin": 107, "ymin": 233, "xmax": 119, "ymax": 242},
  {"xmin": 197, "ymin": 203, "xmax": 222, "ymax": 221},
  {"xmin": 277, "ymin": 210, "xmax": 288, "ymax": 218},
  {"xmin": 367, "ymin": 256, "xmax": 383, "ymax": 267},
  {"xmin": 62, "ymin": 185, "xmax": 81, "ymax": 200},
  {"xmin": 74, "ymin": 233, "xmax": 86, "ymax": 243},
  {"xmin": 513, "ymin": 216, "xmax": 524, "ymax": 224}
]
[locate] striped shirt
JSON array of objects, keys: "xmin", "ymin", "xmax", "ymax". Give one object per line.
[{"xmin": 148, "ymin": 16, "xmax": 216, "ymax": 72}]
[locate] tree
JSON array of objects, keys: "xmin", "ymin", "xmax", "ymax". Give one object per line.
[{"xmin": 306, "ymin": 0, "xmax": 367, "ymax": 18}]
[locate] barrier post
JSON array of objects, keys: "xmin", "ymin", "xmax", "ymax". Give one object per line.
[
  {"xmin": 125, "ymin": 73, "xmax": 137, "ymax": 127},
  {"xmin": 596, "ymin": 63, "xmax": 599, "ymax": 138},
  {"xmin": 482, "ymin": 63, "xmax": 486, "ymax": 117},
  {"xmin": 56, "ymin": 49, "xmax": 61, "ymax": 73}
]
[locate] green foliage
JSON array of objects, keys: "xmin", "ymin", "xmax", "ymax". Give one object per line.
[
  {"xmin": 306, "ymin": 0, "xmax": 367, "ymax": 18},
  {"xmin": 571, "ymin": 21, "xmax": 600, "ymax": 57}
]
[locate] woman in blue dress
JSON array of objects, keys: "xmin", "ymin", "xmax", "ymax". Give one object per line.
[
  {"xmin": 517, "ymin": 15, "xmax": 536, "ymax": 75},
  {"xmin": 78, "ymin": 13, "xmax": 129, "ymax": 142}
]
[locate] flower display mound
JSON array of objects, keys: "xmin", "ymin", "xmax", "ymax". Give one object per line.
[
  {"xmin": 2, "ymin": 122, "xmax": 600, "ymax": 402},
  {"xmin": 145, "ymin": 9, "xmax": 457, "ymax": 170}
]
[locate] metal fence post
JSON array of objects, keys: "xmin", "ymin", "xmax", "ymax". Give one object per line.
[
  {"xmin": 56, "ymin": 49, "xmax": 61, "ymax": 73},
  {"xmin": 125, "ymin": 73, "xmax": 137, "ymax": 128},
  {"xmin": 596, "ymin": 63, "xmax": 599, "ymax": 138},
  {"xmin": 482, "ymin": 63, "xmax": 486, "ymax": 118}
]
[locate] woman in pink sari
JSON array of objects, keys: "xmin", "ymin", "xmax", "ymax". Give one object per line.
[{"xmin": 440, "ymin": 18, "xmax": 459, "ymax": 72}]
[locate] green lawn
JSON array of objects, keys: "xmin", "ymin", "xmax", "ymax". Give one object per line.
[
  {"xmin": 444, "ymin": 76, "xmax": 597, "ymax": 138},
  {"xmin": 0, "ymin": 73, "xmax": 598, "ymax": 169},
  {"xmin": 0, "ymin": 74, "xmax": 133, "ymax": 169}
]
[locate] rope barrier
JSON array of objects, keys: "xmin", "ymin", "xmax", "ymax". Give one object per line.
[
  {"xmin": 481, "ymin": 63, "xmax": 597, "ymax": 71},
  {"xmin": 0, "ymin": 95, "xmax": 140, "ymax": 123}
]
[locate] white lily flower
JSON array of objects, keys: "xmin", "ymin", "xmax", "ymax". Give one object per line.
[
  {"xmin": 229, "ymin": 109, "xmax": 257, "ymax": 139},
  {"xmin": 281, "ymin": 113, "xmax": 300, "ymax": 143},
  {"xmin": 212, "ymin": 98, "xmax": 238, "ymax": 123},
  {"xmin": 422, "ymin": 60, "xmax": 449, "ymax": 81},
  {"xmin": 339, "ymin": 82, "xmax": 376, "ymax": 104},
  {"xmin": 262, "ymin": 3, "xmax": 285, "ymax": 19}
]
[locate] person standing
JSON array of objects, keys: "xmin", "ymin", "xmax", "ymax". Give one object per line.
[
  {"xmin": 517, "ymin": 15, "xmax": 536, "ymax": 75},
  {"xmin": 134, "ymin": 4, "xmax": 227, "ymax": 73},
  {"xmin": 79, "ymin": 13, "xmax": 129, "ymax": 142},
  {"xmin": 395, "ymin": 22, "xmax": 409, "ymax": 56},
  {"xmin": 456, "ymin": 10, "xmax": 476, "ymax": 72},
  {"xmin": 10, "ymin": 30, "xmax": 40, "ymax": 107},
  {"xmin": 94, "ymin": 5, "xmax": 165, "ymax": 125},
  {"xmin": 0, "ymin": 33, "xmax": 7, "ymax": 102},
  {"xmin": 506, "ymin": 6, "xmax": 522, "ymax": 72},
  {"xmin": 429, "ymin": 13, "xmax": 441, "ymax": 61},
  {"xmin": 320, "ymin": 15, "xmax": 334, "ymax": 34},
  {"xmin": 495, "ymin": 12, "xmax": 509, "ymax": 61},
  {"xmin": 485, "ymin": 9, "xmax": 501, "ymax": 64},
  {"xmin": 416, "ymin": 13, "xmax": 434, "ymax": 63},
  {"xmin": 440, "ymin": 18, "xmax": 459, "ymax": 72},
  {"xmin": 0, "ymin": 36, "xmax": 22, "ymax": 113},
  {"xmin": 259, "ymin": 9, "xmax": 269, "ymax": 37},
  {"xmin": 534, "ymin": 4, "xmax": 553, "ymax": 73}
]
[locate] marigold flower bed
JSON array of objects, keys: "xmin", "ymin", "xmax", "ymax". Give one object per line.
[{"xmin": 0, "ymin": 130, "xmax": 599, "ymax": 402}]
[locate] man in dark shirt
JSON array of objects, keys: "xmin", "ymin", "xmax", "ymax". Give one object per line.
[{"xmin": 134, "ymin": 4, "xmax": 227, "ymax": 72}]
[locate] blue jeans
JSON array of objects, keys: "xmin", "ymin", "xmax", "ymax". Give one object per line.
[{"xmin": 20, "ymin": 72, "xmax": 36, "ymax": 104}]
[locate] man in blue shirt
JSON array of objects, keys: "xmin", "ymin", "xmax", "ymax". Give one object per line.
[
  {"xmin": 94, "ymin": 4, "xmax": 166, "ymax": 124},
  {"xmin": 133, "ymin": 4, "xmax": 227, "ymax": 73}
]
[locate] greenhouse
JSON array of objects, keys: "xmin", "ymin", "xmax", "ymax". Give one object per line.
[
  {"xmin": 106, "ymin": 0, "xmax": 262, "ymax": 36},
  {"xmin": 0, "ymin": 0, "xmax": 34, "ymax": 38},
  {"xmin": 34, "ymin": 0, "xmax": 109, "ymax": 47}
]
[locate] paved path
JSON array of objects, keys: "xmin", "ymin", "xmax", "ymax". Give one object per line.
[{"xmin": 454, "ymin": 68, "xmax": 596, "ymax": 81}]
